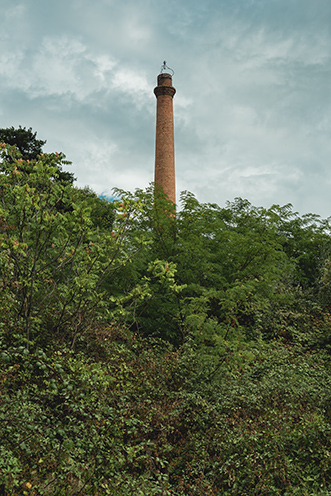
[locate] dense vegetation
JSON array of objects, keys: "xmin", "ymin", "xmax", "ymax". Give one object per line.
[{"xmin": 1, "ymin": 141, "xmax": 331, "ymax": 495}]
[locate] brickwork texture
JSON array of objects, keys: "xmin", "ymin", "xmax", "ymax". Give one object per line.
[{"xmin": 154, "ymin": 73, "xmax": 176, "ymax": 204}]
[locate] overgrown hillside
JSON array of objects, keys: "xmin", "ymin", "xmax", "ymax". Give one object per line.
[{"xmin": 1, "ymin": 144, "xmax": 331, "ymax": 495}]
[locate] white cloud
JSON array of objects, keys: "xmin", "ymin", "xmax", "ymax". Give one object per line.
[
  {"xmin": 0, "ymin": 33, "xmax": 153, "ymax": 110},
  {"xmin": 111, "ymin": 68, "xmax": 151, "ymax": 104},
  {"xmin": 1, "ymin": 0, "xmax": 331, "ymax": 216},
  {"xmin": 32, "ymin": 37, "xmax": 86, "ymax": 98},
  {"xmin": 93, "ymin": 55, "xmax": 117, "ymax": 82}
]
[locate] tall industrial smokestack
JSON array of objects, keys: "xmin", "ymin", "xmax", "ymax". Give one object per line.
[{"xmin": 154, "ymin": 62, "xmax": 176, "ymax": 204}]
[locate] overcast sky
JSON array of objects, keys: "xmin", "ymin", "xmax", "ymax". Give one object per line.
[{"xmin": 1, "ymin": 0, "xmax": 330, "ymax": 217}]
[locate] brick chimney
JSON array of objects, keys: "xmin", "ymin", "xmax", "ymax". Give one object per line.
[{"xmin": 154, "ymin": 71, "xmax": 176, "ymax": 204}]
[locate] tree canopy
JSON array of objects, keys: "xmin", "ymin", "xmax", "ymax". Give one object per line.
[
  {"xmin": 0, "ymin": 126, "xmax": 46, "ymax": 161},
  {"xmin": 0, "ymin": 126, "xmax": 75, "ymax": 183},
  {"xmin": 1, "ymin": 143, "xmax": 331, "ymax": 494}
]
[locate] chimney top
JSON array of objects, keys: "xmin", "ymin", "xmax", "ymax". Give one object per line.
[{"xmin": 157, "ymin": 73, "xmax": 173, "ymax": 86}]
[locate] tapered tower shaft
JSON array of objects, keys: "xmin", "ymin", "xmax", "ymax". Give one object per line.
[{"xmin": 154, "ymin": 73, "xmax": 176, "ymax": 204}]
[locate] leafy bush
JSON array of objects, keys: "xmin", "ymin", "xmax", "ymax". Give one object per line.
[
  {"xmin": 2, "ymin": 144, "xmax": 331, "ymax": 494},
  {"xmin": 1, "ymin": 331, "xmax": 331, "ymax": 495}
]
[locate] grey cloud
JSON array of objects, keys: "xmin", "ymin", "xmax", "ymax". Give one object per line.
[{"xmin": 1, "ymin": 0, "xmax": 330, "ymax": 217}]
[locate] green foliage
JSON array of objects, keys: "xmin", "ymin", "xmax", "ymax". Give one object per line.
[
  {"xmin": 1, "ymin": 334, "xmax": 331, "ymax": 495},
  {"xmin": 0, "ymin": 126, "xmax": 46, "ymax": 162},
  {"xmin": 0, "ymin": 145, "xmax": 153, "ymax": 349},
  {"xmin": 0, "ymin": 125, "xmax": 75, "ymax": 183},
  {"xmin": 75, "ymin": 187, "xmax": 116, "ymax": 231},
  {"xmin": 109, "ymin": 190, "xmax": 297, "ymax": 346},
  {"xmin": 2, "ymin": 155, "xmax": 331, "ymax": 494},
  {"xmin": 273, "ymin": 204, "xmax": 331, "ymax": 289},
  {"xmin": 107, "ymin": 189, "xmax": 331, "ymax": 351}
]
